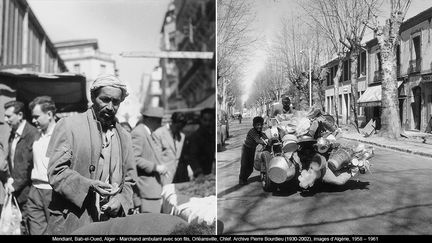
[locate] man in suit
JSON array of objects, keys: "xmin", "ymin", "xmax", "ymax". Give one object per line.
[
  {"xmin": 184, "ymin": 108, "xmax": 216, "ymax": 178},
  {"xmin": 3, "ymin": 101, "xmax": 39, "ymax": 234},
  {"xmin": 131, "ymin": 106, "xmax": 168, "ymax": 213},
  {"xmin": 0, "ymin": 142, "xmax": 7, "ymax": 215},
  {"xmin": 46, "ymin": 74, "xmax": 136, "ymax": 235},
  {"xmin": 152, "ymin": 112, "xmax": 187, "ymax": 184}
]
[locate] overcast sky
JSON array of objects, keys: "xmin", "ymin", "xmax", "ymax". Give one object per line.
[
  {"xmin": 241, "ymin": 0, "xmax": 432, "ymax": 103},
  {"xmin": 28, "ymin": 0, "xmax": 171, "ymax": 124}
]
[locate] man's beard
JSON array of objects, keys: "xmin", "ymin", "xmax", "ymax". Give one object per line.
[{"xmin": 96, "ymin": 109, "xmax": 116, "ymax": 128}]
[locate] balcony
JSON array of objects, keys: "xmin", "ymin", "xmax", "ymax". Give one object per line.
[{"xmin": 409, "ymin": 58, "xmax": 421, "ymax": 74}]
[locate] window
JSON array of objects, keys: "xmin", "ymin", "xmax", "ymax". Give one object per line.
[
  {"xmin": 100, "ymin": 64, "xmax": 106, "ymax": 74},
  {"xmin": 343, "ymin": 60, "xmax": 351, "ymax": 81},
  {"xmin": 28, "ymin": 22, "xmax": 43, "ymax": 71},
  {"xmin": 376, "ymin": 52, "xmax": 382, "ymax": 71},
  {"xmin": 330, "ymin": 65, "xmax": 338, "ymax": 85},
  {"xmin": 74, "ymin": 63, "xmax": 81, "ymax": 73},
  {"xmin": 412, "ymin": 35, "xmax": 421, "ymax": 60},
  {"xmin": 410, "ymin": 35, "xmax": 421, "ymax": 73},
  {"xmin": 396, "ymin": 45, "xmax": 400, "ymax": 76},
  {"xmin": 5, "ymin": 0, "xmax": 25, "ymax": 65},
  {"xmin": 357, "ymin": 51, "xmax": 366, "ymax": 77}
]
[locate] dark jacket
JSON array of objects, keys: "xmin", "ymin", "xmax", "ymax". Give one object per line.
[
  {"xmin": 6, "ymin": 122, "xmax": 38, "ymax": 205},
  {"xmin": 184, "ymin": 126, "xmax": 215, "ymax": 176}
]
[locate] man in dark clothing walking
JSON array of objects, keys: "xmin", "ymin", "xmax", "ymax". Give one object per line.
[{"xmin": 184, "ymin": 108, "xmax": 216, "ymax": 178}]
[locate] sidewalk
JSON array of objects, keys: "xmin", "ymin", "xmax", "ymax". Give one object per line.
[{"xmin": 341, "ymin": 127, "xmax": 432, "ymax": 158}]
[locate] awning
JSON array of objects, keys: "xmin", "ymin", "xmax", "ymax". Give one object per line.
[
  {"xmin": 358, "ymin": 81, "xmax": 403, "ymax": 107},
  {"xmin": 0, "ymin": 69, "xmax": 88, "ymax": 113}
]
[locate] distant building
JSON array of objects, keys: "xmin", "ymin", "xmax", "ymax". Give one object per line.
[
  {"xmin": 0, "ymin": 0, "xmax": 77, "ymax": 147},
  {"xmin": 159, "ymin": 0, "xmax": 215, "ymax": 110},
  {"xmin": 54, "ymin": 39, "xmax": 118, "ymax": 103},
  {"xmin": 397, "ymin": 7, "xmax": 432, "ymax": 131},
  {"xmin": 0, "ymin": 0, "xmax": 66, "ymax": 72},
  {"xmin": 323, "ymin": 6, "xmax": 432, "ymax": 132},
  {"xmin": 323, "ymin": 50, "xmax": 368, "ymax": 126}
]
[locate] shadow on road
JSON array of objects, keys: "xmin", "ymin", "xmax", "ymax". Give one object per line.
[
  {"xmin": 226, "ymin": 202, "xmax": 432, "ymax": 235},
  {"xmin": 248, "ymin": 175, "xmax": 260, "ymax": 183},
  {"xmin": 217, "ymin": 184, "xmax": 244, "ymax": 198},
  {"xmin": 217, "ymin": 176, "xmax": 262, "ymax": 198},
  {"xmin": 271, "ymin": 180, "xmax": 300, "ymax": 197},
  {"xmin": 300, "ymin": 180, "xmax": 370, "ymax": 197}
]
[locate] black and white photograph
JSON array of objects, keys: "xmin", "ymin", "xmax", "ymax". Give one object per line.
[
  {"xmin": 0, "ymin": 0, "xmax": 216, "ymax": 236},
  {"xmin": 217, "ymin": 0, "xmax": 432, "ymax": 235}
]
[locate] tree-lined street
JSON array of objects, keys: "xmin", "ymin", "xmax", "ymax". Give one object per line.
[{"xmin": 217, "ymin": 119, "xmax": 432, "ymax": 235}]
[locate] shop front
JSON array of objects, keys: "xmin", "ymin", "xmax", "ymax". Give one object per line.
[{"xmin": 358, "ymin": 81, "xmax": 404, "ymax": 131}]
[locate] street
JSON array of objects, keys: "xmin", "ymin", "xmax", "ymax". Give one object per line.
[{"xmin": 217, "ymin": 117, "xmax": 432, "ymax": 235}]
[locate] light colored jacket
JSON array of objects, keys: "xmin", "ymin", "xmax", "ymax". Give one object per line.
[
  {"xmin": 131, "ymin": 123, "xmax": 164, "ymax": 199},
  {"xmin": 152, "ymin": 124, "xmax": 185, "ymax": 184},
  {"xmin": 46, "ymin": 109, "xmax": 136, "ymax": 235}
]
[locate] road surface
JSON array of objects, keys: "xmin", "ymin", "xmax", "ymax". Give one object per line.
[{"xmin": 217, "ymin": 118, "xmax": 432, "ymax": 235}]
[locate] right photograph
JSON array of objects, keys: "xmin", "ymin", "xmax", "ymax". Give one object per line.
[{"xmin": 217, "ymin": 0, "xmax": 432, "ymax": 235}]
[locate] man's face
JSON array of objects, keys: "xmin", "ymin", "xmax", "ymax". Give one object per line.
[
  {"xmin": 201, "ymin": 113, "xmax": 215, "ymax": 131},
  {"xmin": 282, "ymin": 97, "xmax": 291, "ymax": 110},
  {"xmin": 92, "ymin": 86, "xmax": 123, "ymax": 126},
  {"xmin": 4, "ymin": 107, "xmax": 22, "ymax": 131},
  {"xmin": 32, "ymin": 105, "xmax": 51, "ymax": 132},
  {"xmin": 253, "ymin": 122, "xmax": 263, "ymax": 132}
]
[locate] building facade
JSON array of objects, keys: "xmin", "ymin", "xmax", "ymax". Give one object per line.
[
  {"xmin": 323, "ymin": 7, "xmax": 432, "ymax": 132},
  {"xmin": 54, "ymin": 39, "xmax": 117, "ymax": 104},
  {"xmin": 398, "ymin": 7, "xmax": 432, "ymax": 131},
  {"xmin": 0, "ymin": 0, "xmax": 71, "ymax": 148},
  {"xmin": 323, "ymin": 50, "xmax": 368, "ymax": 126},
  {"xmin": 159, "ymin": 0, "xmax": 215, "ymax": 110},
  {"xmin": 0, "ymin": 0, "xmax": 66, "ymax": 72}
]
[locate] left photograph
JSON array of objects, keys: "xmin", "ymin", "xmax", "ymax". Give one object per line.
[{"xmin": 0, "ymin": 0, "xmax": 215, "ymax": 235}]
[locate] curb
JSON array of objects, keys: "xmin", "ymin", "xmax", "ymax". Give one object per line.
[{"xmin": 342, "ymin": 136, "xmax": 432, "ymax": 158}]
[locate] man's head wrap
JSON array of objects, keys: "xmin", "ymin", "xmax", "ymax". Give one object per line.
[{"xmin": 90, "ymin": 74, "xmax": 129, "ymax": 101}]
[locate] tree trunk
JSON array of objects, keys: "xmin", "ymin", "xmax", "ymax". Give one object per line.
[
  {"xmin": 379, "ymin": 47, "xmax": 401, "ymax": 139},
  {"xmin": 333, "ymin": 58, "xmax": 343, "ymax": 126},
  {"xmin": 350, "ymin": 50, "xmax": 360, "ymax": 132}
]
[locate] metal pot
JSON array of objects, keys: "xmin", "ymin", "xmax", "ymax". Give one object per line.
[{"xmin": 268, "ymin": 156, "xmax": 295, "ymax": 184}]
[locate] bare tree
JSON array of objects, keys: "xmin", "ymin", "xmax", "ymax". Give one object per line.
[
  {"xmin": 217, "ymin": 0, "xmax": 256, "ymax": 114},
  {"xmin": 269, "ymin": 15, "xmax": 327, "ymax": 111},
  {"xmin": 303, "ymin": 0, "xmax": 378, "ymax": 129},
  {"xmin": 366, "ymin": 0, "xmax": 411, "ymax": 139}
]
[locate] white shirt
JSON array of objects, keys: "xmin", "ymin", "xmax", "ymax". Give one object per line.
[
  {"xmin": 31, "ymin": 124, "xmax": 55, "ymax": 190},
  {"xmin": 10, "ymin": 120, "xmax": 26, "ymax": 168}
]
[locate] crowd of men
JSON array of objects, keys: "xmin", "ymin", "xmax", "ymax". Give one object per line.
[{"xmin": 0, "ymin": 74, "xmax": 216, "ymax": 235}]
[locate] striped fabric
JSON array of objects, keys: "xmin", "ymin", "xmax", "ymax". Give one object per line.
[{"xmin": 244, "ymin": 128, "xmax": 268, "ymax": 148}]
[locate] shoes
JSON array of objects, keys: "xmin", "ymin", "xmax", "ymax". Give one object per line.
[{"xmin": 239, "ymin": 179, "xmax": 248, "ymax": 186}]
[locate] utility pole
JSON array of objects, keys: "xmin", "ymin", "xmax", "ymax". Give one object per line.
[{"xmin": 309, "ymin": 47, "xmax": 312, "ymax": 108}]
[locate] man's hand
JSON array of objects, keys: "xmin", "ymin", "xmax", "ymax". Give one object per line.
[
  {"xmin": 155, "ymin": 164, "xmax": 169, "ymax": 176},
  {"xmin": 90, "ymin": 180, "xmax": 119, "ymax": 197},
  {"xmin": 5, "ymin": 177, "xmax": 14, "ymax": 193},
  {"xmin": 101, "ymin": 196, "xmax": 121, "ymax": 217}
]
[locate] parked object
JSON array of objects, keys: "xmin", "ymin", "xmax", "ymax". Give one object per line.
[
  {"xmin": 254, "ymin": 107, "xmax": 374, "ymax": 192},
  {"xmin": 0, "ymin": 194, "xmax": 22, "ymax": 235}
]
